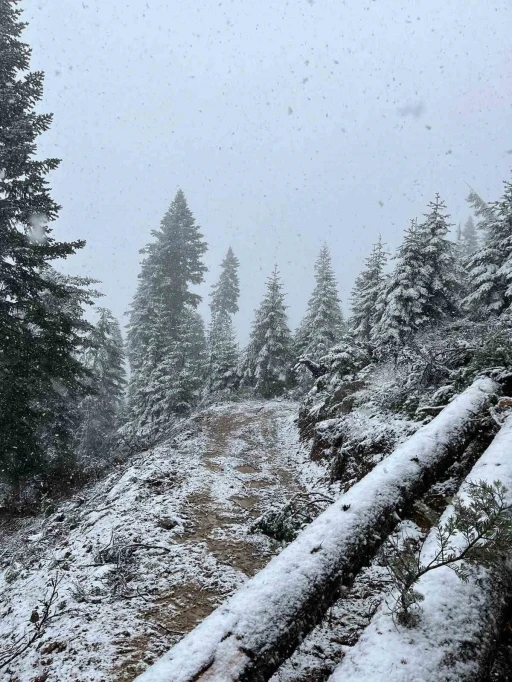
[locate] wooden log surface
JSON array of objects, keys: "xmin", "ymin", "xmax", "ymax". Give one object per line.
[{"xmin": 329, "ymin": 413, "xmax": 512, "ymax": 682}]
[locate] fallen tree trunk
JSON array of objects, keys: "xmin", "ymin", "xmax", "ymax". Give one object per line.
[
  {"xmin": 328, "ymin": 413, "xmax": 512, "ymax": 682},
  {"xmin": 134, "ymin": 377, "xmax": 499, "ymax": 682}
]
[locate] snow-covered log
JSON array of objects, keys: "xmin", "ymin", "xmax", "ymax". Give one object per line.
[
  {"xmin": 328, "ymin": 412, "xmax": 512, "ymax": 682},
  {"xmin": 134, "ymin": 377, "xmax": 498, "ymax": 682}
]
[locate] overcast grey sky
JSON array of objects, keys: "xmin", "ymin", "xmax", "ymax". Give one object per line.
[{"xmin": 24, "ymin": 0, "xmax": 512, "ymax": 343}]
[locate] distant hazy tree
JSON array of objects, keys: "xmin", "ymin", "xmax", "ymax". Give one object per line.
[
  {"xmin": 210, "ymin": 246, "xmax": 240, "ymax": 316},
  {"xmin": 459, "ymin": 216, "xmax": 479, "ymax": 260},
  {"xmin": 76, "ymin": 309, "xmax": 126, "ymax": 463},
  {"xmin": 207, "ymin": 311, "xmax": 238, "ymax": 394},
  {"xmin": 207, "ymin": 248, "xmax": 240, "ymax": 393}
]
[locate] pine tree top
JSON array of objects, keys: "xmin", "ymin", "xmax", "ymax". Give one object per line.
[
  {"xmin": 296, "ymin": 244, "xmax": 345, "ymax": 359},
  {"xmin": 349, "ymin": 236, "xmax": 388, "ymax": 342},
  {"xmin": 210, "ymin": 246, "xmax": 240, "ymax": 315},
  {"xmin": 155, "ymin": 189, "xmax": 208, "ymax": 287},
  {"xmin": 249, "ymin": 265, "xmax": 290, "ymax": 341},
  {"xmin": 460, "ymin": 215, "xmax": 479, "ymax": 258}
]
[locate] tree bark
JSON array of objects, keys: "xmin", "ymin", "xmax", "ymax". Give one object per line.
[{"xmin": 134, "ymin": 377, "xmax": 499, "ymax": 682}]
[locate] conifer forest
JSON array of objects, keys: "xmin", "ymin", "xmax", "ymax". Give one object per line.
[{"xmin": 2, "ymin": 1, "xmax": 512, "ymax": 681}]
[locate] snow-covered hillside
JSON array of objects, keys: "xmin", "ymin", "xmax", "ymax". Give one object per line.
[{"xmin": 0, "ymin": 400, "xmax": 323, "ymax": 682}]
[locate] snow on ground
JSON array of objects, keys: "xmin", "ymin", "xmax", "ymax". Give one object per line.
[
  {"xmin": 271, "ymin": 519, "xmax": 424, "ymax": 682},
  {"xmin": 132, "ymin": 377, "xmax": 497, "ymax": 682},
  {"xmin": 0, "ymin": 399, "xmax": 321, "ymax": 682},
  {"xmin": 329, "ymin": 413, "xmax": 512, "ymax": 682}
]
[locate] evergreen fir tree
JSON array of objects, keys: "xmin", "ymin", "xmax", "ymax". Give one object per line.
[
  {"xmin": 459, "ymin": 216, "xmax": 479, "ymax": 260},
  {"xmin": 35, "ymin": 270, "xmax": 99, "ymax": 468},
  {"xmin": 294, "ymin": 244, "xmax": 345, "ymax": 361},
  {"xmin": 207, "ymin": 248, "xmax": 240, "ymax": 392},
  {"xmin": 174, "ymin": 307, "xmax": 208, "ymax": 411},
  {"xmin": 419, "ymin": 194, "xmax": 459, "ymax": 322},
  {"xmin": 467, "ymin": 187, "xmax": 495, "ymax": 227},
  {"xmin": 210, "ymin": 246, "xmax": 240, "ymax": 315},
  {"xmin": 372, "ymin": 220, "xmax": 429, "ymax": 348},
  {"xmin": 242, "ymin": 266, "xmax": 293, "ymax": 398},
  {"xmin": 374, "ymin": 196, "xmax": 458, "ymax": 349},
  {"xmin": 208, "ymin": 311, "xmax": 239, "ymax": 393},
  {"xmin": 126, "ymin": 190, "xmax": 208, "ymax": 436},
  {"xmin": 350, "ymin": 236, "xmax": 388, "ymax": 343},
  {"xmin": 0, "ymin": 1, "xmax": 95, "ymax": 484},
  {"xmin": 464, "ymin": 179, "xmax": 512, "ymax": 318},
  {"xmin": 76, "ymin": 309, "xmax": 126, "ymax": 462}
]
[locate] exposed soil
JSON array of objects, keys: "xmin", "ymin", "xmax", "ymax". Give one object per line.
[{"xmin": 0, "ymin": 399, "xmax": 315, "ymax": 682}]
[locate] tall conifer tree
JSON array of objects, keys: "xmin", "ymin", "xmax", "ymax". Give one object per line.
[
  {"xmin": 295, "ymin": 244, "xmax": 345, "ymax": 361},
  {"xmin": 419, "ymin": 194, "xmax": 459, "ymax": 322},
  {"xmin": 207, "ymin": 247, "xmax": 240, "ymax": 393},
  {"xmin": 350, "ymin": 237, "xmax": 387, "ymax": 343},
  {"xmin": 374, "ymin": 196, "xmax": 458, "ymax": 348},
  {"xmin": 459, "ymin": 216, "xmax": 479, "ymax": 260},
  {"xmin": 242, "ymin": 266, "xmax": 293, "ymax": 397},
  {"xmin": 126, "ymin": 190, "xmax": 208, "ymax": 435},
  {"xmin": 464, "ymin": 179, "xmax": 512, "ymax": 318},
  {"xmin": 0, "ymin": 1, "xmax": 95, "ymax": 483},
  {"xmin": 373, "ymin": 220, "xmax": 429, "ymax": 347},
  {"xmin": 76, "ymin": 309, "xmax": 126, "ymax": 462}
]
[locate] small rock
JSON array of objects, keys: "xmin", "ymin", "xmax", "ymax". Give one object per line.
[
  {"xmin": 34, "ymin": 673, "xmax": 49, "ymax": 682},
  {"xmin": 158, "ymin": 517, "xmax": 178, "ymax": 530},
  {"xmin": 41, "ymin": 641, "xmax": 67, "ymax": 655}
]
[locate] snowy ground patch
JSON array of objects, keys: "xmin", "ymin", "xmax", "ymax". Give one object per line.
[{"xmin": 0, "ymin": 399, "xmax": 319, "ymax": 682}]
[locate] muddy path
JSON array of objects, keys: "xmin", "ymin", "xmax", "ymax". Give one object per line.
[{"xmin": 0, "ymin": 400, "xmax": 319, "ymax": 682}]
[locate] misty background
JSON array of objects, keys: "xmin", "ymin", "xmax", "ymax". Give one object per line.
[{"xmin": 24, "ymin": 0, "xmax": 512, "ymax": 342}]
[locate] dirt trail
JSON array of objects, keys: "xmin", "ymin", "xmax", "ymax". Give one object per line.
[
  {"xmin": 134, "ymin": 402, "xmax": 308, "ymax": 670},
  {"xmin": 0, "ymin": 400, "xmax": 316, "ymax": 682}
]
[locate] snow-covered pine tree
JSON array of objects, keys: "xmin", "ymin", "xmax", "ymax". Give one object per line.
[
  {"xmin": 210, "ymin": 246, "xmax": 240, "ymax": 315},
  {"xmin": 457, "ymin": 216, "xmax": 479, "ymax": 299},
  {"xmin": 294, "ymin": 244, "xmax": 345, "ymax": 362},
  {"xmin": 35, "ymin": 270, "xmax": 100, "ymax": 472},
  {"xmin": 459, "ymin": 216, "xmax": 479, "ymax": 260},
  {"xmin": 372, "ymin": 219, "xmax": 429, "ymax": 348},
  {"xmin": 242, "ymin": 266, "xmax": 293, "ymax": 398},
  {"xmin": 419, "ymin": 193, "xmax": 459, "ymax": 322},
  {"xmin": 374, "ymin": 196, "xmax": 458, "ymax": 350},
  {"xmin": 75, "ymin": 309, "xmax": 126, "ymax": 463},
  {"xmin": 170, "ymin": 307, "xmax": 208, "ymax": 413},
  {"xmin": 126, "ymin": 190, "xmax": 208, "ymax": 437},
  {"xmin": 0, "ymin": 1, "xmax": 95, "ymax": 484},
  {"xmin": 467, "ymin": 187, "xmax": 495, "ymax": 230},
  {"xmin": 350, "ymin": 236, "xmax": 388, "ymax": 343},
  {"xmin": 464, "ymin": 180, "xmax": 512, "ymax": 319},
  {"xmin": 208, "ymin": 312, "xmax": 239, "ymax": 394},
  {"xmin": 207, "ymin": 248, "xmax": 240, "ymax": 393}
]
